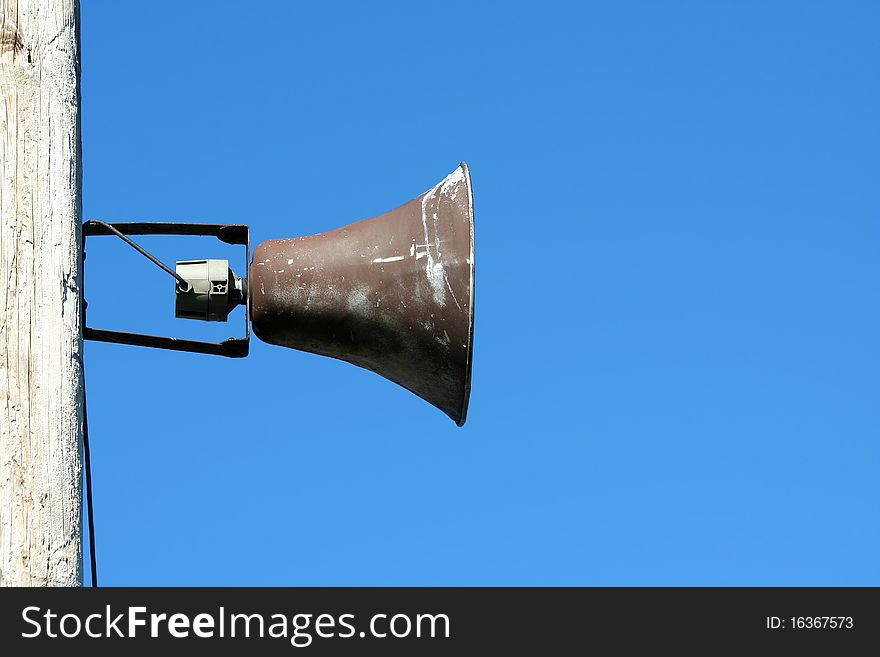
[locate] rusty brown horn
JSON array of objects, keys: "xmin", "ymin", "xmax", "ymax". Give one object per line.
[{"xmin": 249, "ymin": 163, "xmax": 475, "ymax": 425}]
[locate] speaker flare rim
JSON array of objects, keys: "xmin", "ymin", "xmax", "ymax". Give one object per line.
[{"xmin": 455, "ymin": 161, "xmax": 475, "ymax": 427}]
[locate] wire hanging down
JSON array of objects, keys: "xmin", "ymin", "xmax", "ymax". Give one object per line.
[
  {"xmin": 82, "ymin": 369, "xmax": 98, "ymax": 587},
  {"xmin": 88, "ymin": 219, "xmax": 191, "ymax": 290}
]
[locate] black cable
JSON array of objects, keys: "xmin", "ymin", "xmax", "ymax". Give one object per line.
[
  {"xmin": 82, "ymin": 368, "xmax": 98, "ymax": 587},
  {"xmin": 89, "ymin": 220, "xmax": 191, "ymax": 291},
  {"xmin": 82, "ymin": 219, "xmax": 185, "ymax": 587}
]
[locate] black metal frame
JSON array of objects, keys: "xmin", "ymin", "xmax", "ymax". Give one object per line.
[{"xmin": 82, "ymin": 221, "xmax": 250, "ymax": 358}]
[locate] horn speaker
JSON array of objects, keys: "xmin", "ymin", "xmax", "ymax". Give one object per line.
[{"xmin": 250, "ymin": 164, "xmax": 475, "ymax": 425}]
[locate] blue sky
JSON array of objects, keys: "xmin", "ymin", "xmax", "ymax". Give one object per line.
[{"xmin": 81, "ymin": 1, "xmax": 879, "ymax": 585}]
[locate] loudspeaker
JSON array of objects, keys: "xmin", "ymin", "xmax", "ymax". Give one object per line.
[{"xmin": 250, "ymin": 164, "xmax": 475, "ymax": 425}]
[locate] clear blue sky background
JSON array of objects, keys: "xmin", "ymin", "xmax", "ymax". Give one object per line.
[{"xmin": 81, "ymin": 1, "xmax": 879, "ymax": 585}]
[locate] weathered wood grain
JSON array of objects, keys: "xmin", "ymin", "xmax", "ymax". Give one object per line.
[{"xmin": 0, "ymin": 0, "xmax": 82, "ymax": 586}]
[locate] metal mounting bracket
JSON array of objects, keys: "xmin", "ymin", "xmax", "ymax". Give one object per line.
[{"xmin": 82, "ymin": 221, "xmax": 250, "ymax": 358}]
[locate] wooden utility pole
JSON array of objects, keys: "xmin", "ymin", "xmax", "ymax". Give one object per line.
[{"xmin": 0, "ymin": 0, "xmax": 83, "ymax": 586}]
